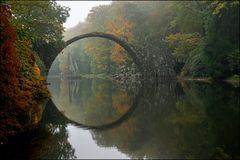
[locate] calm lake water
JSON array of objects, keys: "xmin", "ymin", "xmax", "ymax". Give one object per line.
[
  {"xmin": 1, "ymin": 77, "xmax": 239, "ymax": 159},
  {"xmin": 37, "ymin": 77, "xmax": 239, "ymax": 159}
]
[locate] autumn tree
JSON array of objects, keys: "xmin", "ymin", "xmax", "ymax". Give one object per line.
[
  {"xmin": 106, "ymin": 2, "xmax": 133, "ymax": 65},
  {"xmin": 0, "ymin": 4, "xmax": 49, "ymax": 142}
]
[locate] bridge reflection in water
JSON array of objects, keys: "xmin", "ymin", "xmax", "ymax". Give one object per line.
[
  {"xmin": 46, "ymin": 77, "xmax": 139, "ymax": 129},
  {"xmin": 37, "ymin": 77, "xmax": 240, "ymax": 159}
]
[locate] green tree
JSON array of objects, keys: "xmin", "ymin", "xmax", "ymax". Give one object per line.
[
  {"xmin": 9, "ymin": 0, "xmax": 70, "ymax": 68},
  {"xmin": 167, "ymin": 1, "xmax": 239, "ymax": 79}
]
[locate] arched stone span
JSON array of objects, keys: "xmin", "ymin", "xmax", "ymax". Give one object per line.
[
  {"xmin": 63, "ymin": 32, "xmax": 141, "ymax": 71},
  {"xmin": 45, "ymin": 32, "xmax": 142, "ymax": 129}
]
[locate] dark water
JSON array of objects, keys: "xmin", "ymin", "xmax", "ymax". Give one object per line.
[
  {"xmin": 2, "ymin": 78, "xmax": 240, "ymax": 159},
  {"xmin": 40, "ymin": 78, "xmax": 240, "ymax": 159}
]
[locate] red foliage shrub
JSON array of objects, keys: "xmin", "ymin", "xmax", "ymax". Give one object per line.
[
  {"xmin": 0, "ymin": 5, "xmax": 50, "ymax": 143},
  {"xmin": 0, "ymin": 5, "xmax": 21, "ymax": 108}
]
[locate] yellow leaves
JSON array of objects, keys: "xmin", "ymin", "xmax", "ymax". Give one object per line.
[
  {"xmin": 105, "ymin": 3, "xmax": 133, "ymax": 65},
  {"xmin": 106, "ymin": 16, "xmax": 133, "ymax": 42},
  {"xmin": 112, "ymin": 91, "xmax": 130, "ymax": 114},
  {"xmin": 34, "ymin": 63, "xmax": 41, "ymax": 76},
  {"xmin": 166, "ymin": 33, "xmax": 201, "ymax": 57},
  {"xmin": 166, "ymin": 33, "xmax": 201, "ymax": 47},
  {"xmin": 210, "ymin": 1, "xmax": 238, "ymax": 16},
  {"xmin": 210, "ymin": 1, "xmax": 227, "ymax": 15},
  {"xmin": 106, "ymin": 17, "xmax": 133, "ymax": 40},
  {"xmin": 111, "ymin": 44, "xmax": 129, "ymax": 64}
]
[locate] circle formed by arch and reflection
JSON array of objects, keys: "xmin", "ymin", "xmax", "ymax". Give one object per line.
[{"xmin": 47, "ymin": 32, "xmax": 140, "ymax": 129}]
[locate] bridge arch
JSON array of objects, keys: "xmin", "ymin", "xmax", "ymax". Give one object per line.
[
  {"xmin": 61, "ymin": 32, "xmax": 141, "ymax": 71},
  {"xmin": 46, "ymin": 32, "xmax": 143, "ymax": 129}
]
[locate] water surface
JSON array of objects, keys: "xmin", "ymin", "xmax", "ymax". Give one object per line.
[{"xmin": 32, "ymin": 77, "xmax": 239, "ymax": 159}]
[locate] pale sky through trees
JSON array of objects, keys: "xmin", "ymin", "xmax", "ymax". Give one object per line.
[{"xmin": 57, "ymin": 1, "xmax": 112, "ymax": 29}]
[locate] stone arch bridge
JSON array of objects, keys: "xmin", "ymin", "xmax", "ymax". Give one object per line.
[{"xmin": 48, "ymin": 32, "xmax": 175, "ymax": 80}]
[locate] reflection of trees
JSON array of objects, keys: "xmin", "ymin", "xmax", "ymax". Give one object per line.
[
  {"xmin": 0, "ymin": 98, "xmax": 77, "ymax": 160},
  {"xmin": 112, "ymin": 91, "xmax": 131, "ymax": 114},
  {"xmin": 91, "ymin": 82, "xmax": 180, "ymax": 159},
  {"xmin": 90, "ymin": 82, "xmax": 240, "ymax": 159},
  {"xmin": 38, "ymin": 78, "xmax": 139, "ymax": 158},
  {"xmin": 30, "ymin": 125, "xmax": 76, "ymax": 159},
  {"xmin": 40, "ymin": 124, "xmax": 76, "ymax": 159},
  {"xmin": 29, "ymin": 124, "xmax": 76, "ymax": 159},
  {"xmin": 45, "ymin": 77, "xmax": 239, "ymax": 159},
  {"xmin": 83, "ymin": 79, "xmax": 134, "ymax": 126},
  {"xmin": 28, "ymin": 100, "xmax": 76, "ymax": 159},
  {"xmin": 168, "ymin": 82, "xmax": 240, "ymax": 159},
  {"xmin": 50, "ymin": 77, "xmax": 135, "ymax": 127}
]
